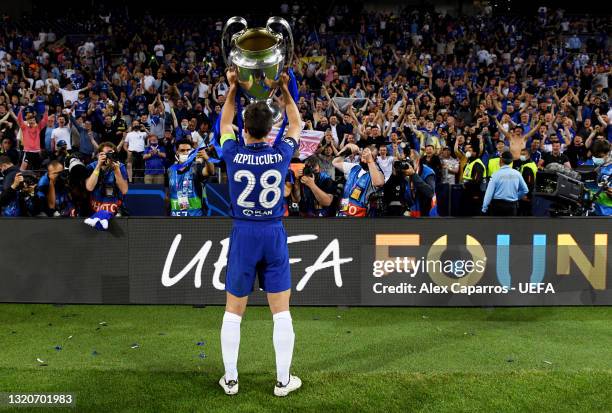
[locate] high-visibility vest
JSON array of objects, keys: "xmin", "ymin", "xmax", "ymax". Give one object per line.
[
  {"xmin": 463, "ymin": 158, "xmax": 487, "ymax": 181},
  {"xmin": 488, "ymin": 157, "xmax": 512, "ymax": 176},
  {"xmin": 520, "ymin": 161, "xmax": 538, "ymax": 177}
]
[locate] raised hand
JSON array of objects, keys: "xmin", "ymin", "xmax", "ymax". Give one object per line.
[
  {"xmin": 361, "ymin": 147, "xmax": 373, "ymax": 163},
  {"xmin": 11, "ymin": 173, "xmax": 24, "ymax": 190},
  {"xmin": 279, "ymin": 70, "xmax": 291, "ymax": 90},
  {"xmin": 226, "ymin": 67, "xmax": 238, "ymax": 87}
]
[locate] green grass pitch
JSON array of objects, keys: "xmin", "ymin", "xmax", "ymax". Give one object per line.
[{"xmin": 1, "ymin": 304, "xmax": 611, "ymax": 412}]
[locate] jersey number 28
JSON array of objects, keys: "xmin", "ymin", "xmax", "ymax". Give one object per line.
[{"xmin": 234, "ymin": 169, "xmax": 282, "ymax": 209}]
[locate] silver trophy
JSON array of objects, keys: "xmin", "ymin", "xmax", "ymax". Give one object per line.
[{"xmin": 221, "ymin": 16, "xmax": 294, "ymax": 123}]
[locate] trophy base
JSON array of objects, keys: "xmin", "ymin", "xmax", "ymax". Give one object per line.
[{"xmin": 268, "ymin": 101, "xmax": 284, "ymax": 125}]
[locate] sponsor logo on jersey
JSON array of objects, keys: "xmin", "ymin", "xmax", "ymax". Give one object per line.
[{"xmin": 242, "ymin": 209, "xmax": 273, "ymax": 217}]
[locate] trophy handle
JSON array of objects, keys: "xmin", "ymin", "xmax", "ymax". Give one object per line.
[
  {"xmin": 266, "ymin": 16, "xmax": 294, "ymax": 71},
  {"xmin": 221, "ymin": 16, "xmax": 248, "ymax": 68}
]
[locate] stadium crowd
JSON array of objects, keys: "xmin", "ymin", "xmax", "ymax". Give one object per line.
[{"xmin": 0, "ymin": 3, "xmax": 610, "ymax": 217}]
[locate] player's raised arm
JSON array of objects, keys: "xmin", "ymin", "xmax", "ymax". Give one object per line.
[
  {"xmin": 280, "ymin": 71, "xmax": 302, "ymax": 143},
  {"xmin": 220, "ymin": 67, "xmax": 238, "ymax": 137}
]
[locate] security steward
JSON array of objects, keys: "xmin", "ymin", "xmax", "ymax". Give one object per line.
[
  {"xmin": 461, "ymin": 143, "xmax": 487, "ymax": 216},
  {"xmin": 481, "ymin": 151, "xmax": 528, "ymax": 216},
  {"xmin": 487, "ymin": 141, "xmax": 511, "ymax": 177},
  {"xmin": 518, "ymin": 147, "xmax": 537, "ymax": 215}
]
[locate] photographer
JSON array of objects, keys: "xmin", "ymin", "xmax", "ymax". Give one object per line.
[
  {"xmin": 0, "ymin": 155, "xmax": 19, "ymax": 199},
  {"xmin": 383, "ymin": 154, "xmax": 436, "ymax": 217},
  {"xmin": 293, "ymin": 156, "xmax": 337, "ymax": 217},
  {"xmin": 124, "ymin": 120, "xmax": 148, "ymax": 183},
  {"xmin": 168, "ymin": 139, "xmax": 214, "ymax": 216},
  {"xmin": 333, "ymin": 144, "xmax": 385, "ymax": 217},
  {"xmin": 0, "ymin": 156, "xmax": 44, "ymax": 216},
  {"xmin": 36, "ymin": 160, "xmax": 74, "ymax": 216},
  {"xmin": 85, "ymin": 142, "xmax": 129, "ymax": 215},
  {"xmin": 586, "ymin": 140, "xmax": 612, "ymax": 216}
]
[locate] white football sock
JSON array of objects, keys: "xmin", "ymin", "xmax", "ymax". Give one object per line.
[
  {"xmin": 221, "ymin": 311, "xmax": 242, "ymax": 381},
  {"xmin": 273, "ymin": 311, "xmax": 295, "ymax": 386}
]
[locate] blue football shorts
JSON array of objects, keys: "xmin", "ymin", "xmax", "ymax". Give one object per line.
[{"xmin": 225, "ymin": 219, "xmax": 291, "ymax": 297}]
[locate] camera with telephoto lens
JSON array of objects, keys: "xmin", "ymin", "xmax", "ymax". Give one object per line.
[
  {"xmin": 288, "ymin": 202, "xmax": 299, "ymax": 215},
  {"xmin": 104, "ymin": 151, "xmax": 116, "ymax": 164},
  {"xmin": 302, "ymin": 165, "xmax": 314, "ymax": 177},
  {"xmin": 393, "ymin": 159, "xmax": 413, "ymax": 173},
  {"xmin": 335, "ymin": 175, "xmax": 346, "ymax": 198},
  {"xmin": 21, "ymin": 172, "xmax": 38, "ymax": 188},
  {"xmin": 56, "ymin": 170, "xmax": 70, "ymax": 186}
]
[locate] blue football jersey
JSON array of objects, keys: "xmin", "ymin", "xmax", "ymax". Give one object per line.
[{"xmin": 222, "ymin": 133, "xmax": 296, "ymax": 221}]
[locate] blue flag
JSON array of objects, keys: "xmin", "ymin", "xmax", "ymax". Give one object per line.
[{"xmin": 273, "ymin": 68, "xmax": 299, "ymax": 146}]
